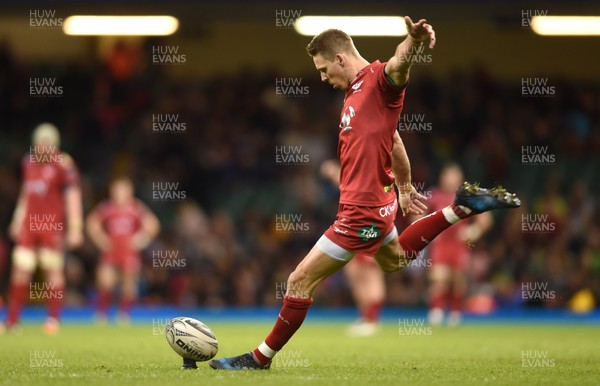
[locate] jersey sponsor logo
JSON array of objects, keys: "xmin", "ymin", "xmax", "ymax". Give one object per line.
[
  {"xmin": 25, "ymin": 179, "xmax": 49, "ymax": 195},
  {"xmin": 340, "ymin": 106, "xmax": 355, "ymax": 132},
  {"xmin": 383, "ymin": 183, "xmax": 395, "ymax": 193},
  {"xmin": 358, "ymin": 223, "xmax": 380, "ymax": 243},
  {"xmin": 379, "ymin": 201, "xmax": 397, "ymax": 217},
  {"xmin": 351, "ymin": 80, "xmax": 364, "ymax": 93}
]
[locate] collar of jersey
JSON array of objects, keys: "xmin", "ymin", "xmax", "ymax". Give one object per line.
[{"xmin": 347, "ymin": 60, "xmax": 381, "ymax": 94}]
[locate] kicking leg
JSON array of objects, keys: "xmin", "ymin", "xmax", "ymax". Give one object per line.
[
  {"xmin": 399, "ymin": 183, "xmax": 520, "ymax": 259},
  {"xmin": 209, "ymin": 243, "xmax": 347, "ymax": 370}
]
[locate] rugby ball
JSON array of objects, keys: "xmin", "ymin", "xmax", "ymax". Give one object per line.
[{"xmin": 165, "ymin": 317, "xmax": 218, "ymax": 362}]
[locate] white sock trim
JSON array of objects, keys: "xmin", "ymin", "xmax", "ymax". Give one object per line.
[
  {"xmin": 442, "ymin": 206, "xmax": 461, "ymax": 224},
  {"xmin": 258, "ymin": 341, "xmax": 277, "ymax": 359}
]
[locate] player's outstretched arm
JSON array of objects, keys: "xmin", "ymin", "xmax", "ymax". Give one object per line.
[
  {"xmin": 392, "ymin": 131, "xmax": 427, "ymax": 216},
  {"xmin": 385, "ymin": 16, "xmax": 436, "ymax": 87}
]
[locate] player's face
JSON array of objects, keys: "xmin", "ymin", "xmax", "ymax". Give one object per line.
[
  {"xmin": 440, "ymin": 166, "xmax": 464, "ymax": 192},
  {"xmin": 110, "ymin": 180, "xmax": 134, "ymax": 204},
  {"xmin": 313, "ymin": 54, "xmax": 348, "ymax": 90}
]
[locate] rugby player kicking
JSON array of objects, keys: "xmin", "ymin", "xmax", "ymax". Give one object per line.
[
  {"xmin": 210, "ymin": 16, "xmax": 520, "ymax": 369},
  {"xmin": 1, "ymin": 123, "xmax": 83, "ymax": 335}
]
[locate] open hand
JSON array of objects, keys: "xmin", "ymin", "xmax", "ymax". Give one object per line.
[
  {"xmin": 405, "ymin": 16, "xmax": 436, "ymax": 49},
  {"xmin": 398, "ymin": 183, "xmax": 428, "ymax": 216}
]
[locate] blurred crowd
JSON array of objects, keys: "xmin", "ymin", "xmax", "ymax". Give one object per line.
[{"xmin": 0, "ymin": 38, "xmax": 598, "ymax": 310}]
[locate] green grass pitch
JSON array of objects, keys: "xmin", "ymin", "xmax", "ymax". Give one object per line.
[{"xmin": 1, "ymin": 322, "xmax": 599, "ymax": 386}]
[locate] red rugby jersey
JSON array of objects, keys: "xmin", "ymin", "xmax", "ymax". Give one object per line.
[
  {"xmin": 21, "ymin": 151, "xmax": 79, "ymax": 225},
  {"xmin": 338, "ymin": 61, "xmax": 406, "ymax": 206},
  {"xmin": 94, "ymin": 199, "xmax": 148, "ymax": 255}
]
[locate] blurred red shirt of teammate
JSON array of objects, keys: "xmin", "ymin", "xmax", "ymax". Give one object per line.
[{"xmin": 87, "ymin": 177, "xmax": 159, "ymax": 321}]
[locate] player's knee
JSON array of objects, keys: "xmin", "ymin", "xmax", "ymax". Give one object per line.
[
  {"xmin": 12, "ymin": 246, "xmax": 36, "ymax": 275},
  {"xmin": 39, "ymin": 248, "xmax": 64, "ymax": 271},
  {"xmin": 286, "ymin": 269, "xmax": 311, "ymax": 298}
]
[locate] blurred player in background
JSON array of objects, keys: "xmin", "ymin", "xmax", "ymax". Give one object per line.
[
  {"xmin": 210, "ymin": 17, "xmax": 520, "ymax": 370},
  {"xmin": 86, "ymin": 177, "xmax": 160, "ymax": 322},
  {"xmin": 321, "ymin": 159, "xmax": 385, "ymax": 336},
  {"xmin": 425, "ymin": 164, "xmax": 492, "ymax": 326},
  {"xmin": 2, "ymin": 123, "xmax": 83, "ymax": 335}
]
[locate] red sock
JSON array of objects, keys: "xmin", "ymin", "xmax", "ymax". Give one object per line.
[
  {"xmin": 97, "ymin": 291, "xmax": 111, "ymax": 315},
  {"xmin": 430, "ymin": 290, "xmax": 446, "ymax": 310},
  {"xmin": 399, "ymin": 202, "xmax": 474, "ymax": 258},
  {"xmin": 119, "ymin": 296, "xmax": 135, "ymax": 315},
  {"xmin": 363, "ymin": 302, "xmax": 383, "ymax": 323},
  {"xmin": 252, "ymin": 296, "xmax": 313, "ymax": 366},
  {"xmin": 7, "ymin": 283, "xmax": 28, "ymax": 327},
  {"xmin": 450, "ymin": 292, "xmax": 463, "ymax": 312},
  {"xmin": 47, "ymin": 284, "xmax": 64, "ymax": 320}
]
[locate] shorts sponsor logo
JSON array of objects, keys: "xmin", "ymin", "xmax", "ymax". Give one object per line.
[
  {"xmin": 333, "ymin": 226, "xmax": 349, "ymax": 235},
  {"xmin": 358, "ymin": 223, "xmax": 380, "ymax": 243},
  {"xmin": 378, "ymin": 201, "xmax": 397, "ymax": 217}
]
